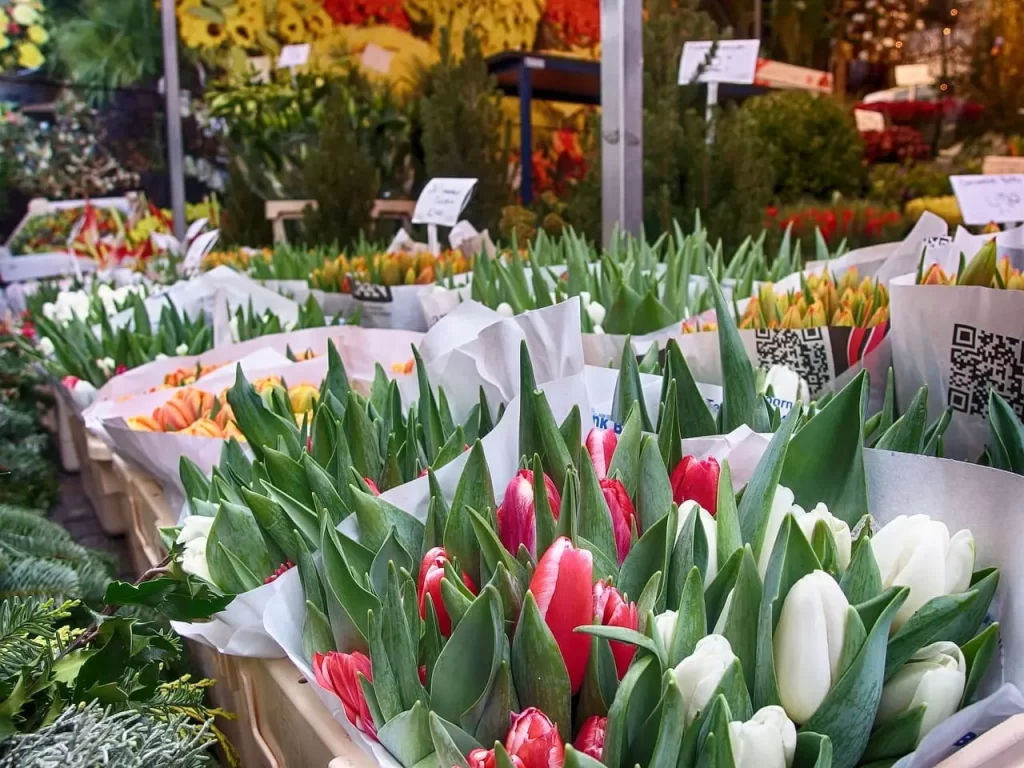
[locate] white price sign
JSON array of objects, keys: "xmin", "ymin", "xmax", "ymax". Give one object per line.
[
  {"xmin": 951, "ymin": 175, "xmax": 1024, "ymax": 225},
  {"xmin": 854, "ymin": 109, "xmax": 885, "ymax": 133},
  {"xmin": 412, "ymin": 178, "xmax": 478, "ymax": 228},
  {"xmin": 678, "ymin": 39, "xmax": 760, "ymax": 85},
  {"xmin": 277, "ymin": 44, "xmax": 310, "ymax": 69}
]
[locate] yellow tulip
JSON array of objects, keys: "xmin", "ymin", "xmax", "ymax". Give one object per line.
[
  {"xmin": 288, "ymin": 383, "xmax": 320, "ymax": 414},
  {"xmin": 17, "ymin": 41, "xmax": 44, "ymax": 69},
  {"xmin": 28, "ymin": 25, "xmax": 48, "ymax": 44}
]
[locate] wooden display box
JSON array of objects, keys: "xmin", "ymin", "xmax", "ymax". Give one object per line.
[
  {"xmin": 112, "ymin": 457, "xmax": 371, "ymax": 768},
  {"xmin": 65, "ymin": 412, "xmax": 127, "ymax": 535}
]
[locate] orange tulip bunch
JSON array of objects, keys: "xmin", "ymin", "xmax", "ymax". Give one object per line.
[
  {"xmin": 918, "ymin": 241, "xmax": 1024, "ymax": 290},
  {"xmin": 311, "ymin": 250, "xmax": 472, "ymax": 292},
  {"xmin": 127, "ymin": 376, "xmax": 320, "ymax": 439},
  {"xmin": 739, "ymin": 268, "xmax": 889, "ymax": 330}
]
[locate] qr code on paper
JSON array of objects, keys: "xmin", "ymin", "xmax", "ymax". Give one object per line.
[
  {"xmin": 754, "ymin": 328, "xmax": 832, "ymax": 392},
  {"xmin": 948, "ymin": 323, "xmax": 1024, "ymax": 417}
]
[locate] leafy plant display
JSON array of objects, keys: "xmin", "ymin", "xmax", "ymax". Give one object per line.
[
  {"xmin": 228, "ymin": 294, "xmax": 355, "ymax": 343},
  {"xmin": 280, "ymin": 339, "xmax": 997, "ymax": 768}
]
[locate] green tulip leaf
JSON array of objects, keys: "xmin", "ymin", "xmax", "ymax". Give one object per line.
[
  {"xmin": 884, "ymin": 589, "xmax": 980, "ymax": 680},
  {"xmin": 715, "ymin": 461, "xmax": 743, "ymax": 566},
  {"xmin": 792, "ymin": 731, "xmax": 833, "ymax": 768},
  {"xmin": 468, "ymin": 507, "xmax": 526, "ymax": 588},
  {"xmin": 738, "ymin": 406, "xmax": 801, "ymax": 556},
  {"xmin": 350, "ymin": 485, "xmax": 424, "ymax": 560},
  {"xmin": 533, "ymin": 454, "xmax": 559, "ymax": 557},
  {"xmin": 370, "ymin": 528, "xmax": 413, "ymax": 603},
  {"xmin": 695, "ymin": 694, "xmax": 737, "ymax": 768},
  {"xmin": 429, "ymin": 711, "xmax": 471, "ymax": 768},
  {"xmin": 444, "ymin": 441, "xmax": 495, "ymax": 585},
  {"xmin": 576, "ymin": 634, "xmax": 619, "ymax": 729},
  {"xmin": 861, "ymin": 705, "xmax": 926, "ymax": 762},
  {"xmin": 718, "ymin": 546, "xmax": 762, "ymax": 699},
  {"xmin": 944, "ymin": 569, "xmax": 1000, "ymax": 647},
  {"xmin": 463, "ymin": 659, "xmax": 516, "ymax": 749},
  {"xmin": 961, "ymin": 622, "xmax": 1000, "ymax": 706},
  {"xmin": 263, "ymin": 446, "xmax": 313, "ymax": 509},
  {"xmin": 512, "ymin": 591, "xmax": 572, "ymax": 741},
  {"xmin": 240, "ymin": 486, "xmax": 303, "ymax": 564},
  {"xmin": 358, "ymin": 673, "xmax": 386, "ymax": 734},
  {"xmin": 840, "ymin": 525, "xmax": 882, "ymax": 605},
  {"xmin": 179, "ymin": 457, "xmax": 211, "ymax": 512},
  {"xmin": 635, "ymin": 572, "xmax": 663, "ymax": 632},
  {"xmin": 658, "ymin": 379, "xmax": 683, "ymax": 473},
  {"xmin": 603, "ymin": 655, "xmax": 659, "ymax": 768},
  {"xmin": 664, "ymin": 339, "xmax": 718, "ymax": 439},
  {"xmin": 518, "ymin": 341, "xmax": 542, "ymax": 461},
  {"xmin": 321, "ymin": 518, "xmax": 379, "ymax": 649},
  {"xmin": 637, "ymin": 434, "xmax": 674, "ymax": 534},
  {"xmin": 781, "ymin": 371, "xmax": 868, "ymax": 527},
  {"xmin": 987, "ymin": 391, "xmax": 1024, "ymax": 472},
  {"xmin": 559, "ymin": 406, "xmax": 582, "ymax": 471},
  {"xmin": 431, "ymin": 586, "xmax": 503, "ymax": 728},
  {"xmin": 534, "ymin": 389, "xmax": 577, "ymax": 491},
  {"xmin": 578, "ymin": 449, "xmax": 618, "ymax": 569},
  {"xmin": 874, "ymin": 387, "xmax": 928, "ymax": 454},
  {"xmin": 612, "ymin": 338, "xmax": 653, "ymax": 432},
  {"xmin": 564, "ymin": 746, "xmax": 607, "ymax": 768},
  {"xmin": 206, "ymin": 502, "xmax": 273, "ymax": 593},
  {"xmin": 367, "ymin": 606, "xmax": 402, "ymax": 721},
  {"xmin": 619, "ymin": 505, "xmax": 676, "ymax": 610},
  {"xmin": 668, "ymin": 567, "xmax": 706, "ymax": 667},
  {"xmin": 378, "ymin": 701, "xmax": 435, "ymax": 767},
  {"xmin": 649, "ymin": 674, "xmax": 687, "ymax": 768},
  {"xmin": 608, "ymin": 404, "xmax": 643, "ymax": 499},
  {"xmin": 262, "ymin": 481, "xmax": 319, "ymax": 546}
]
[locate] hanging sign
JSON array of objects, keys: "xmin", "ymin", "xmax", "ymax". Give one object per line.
[
  {"xmin": 951, "ymin": 175, "xmax": 1024, "ymax": 225},
  {"xmin": 678, "ymin": 40, "xmax": 760, "ymax": 85},
  {"xmin": 412, "ymin": 178, "xmax": 478, "ymax": 228}
]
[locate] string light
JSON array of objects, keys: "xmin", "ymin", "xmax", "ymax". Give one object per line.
[{"xmin": 943, "ymin": 27, "xmax": 952, "ymax": 35}]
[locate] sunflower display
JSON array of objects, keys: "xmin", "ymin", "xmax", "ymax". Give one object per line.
[{"xmin": 0, "ymin": 0, "xmax": 49, "ymax": 73}]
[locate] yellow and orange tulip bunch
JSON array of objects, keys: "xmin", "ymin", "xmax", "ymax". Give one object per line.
[
  {"xmin": 739, "ymin": 268, "xmax": 890, "ymax": 330},
  {"xmin": 918, "ymin": 241, "xmax": 1024, "ymax": 290},
  {"xmin": 127, "ymin": 377, "xmax": 320, "ymax": 440},
  {"xmin": 310, "ymin": 250, "xmax": 472, "ymax": 292}
]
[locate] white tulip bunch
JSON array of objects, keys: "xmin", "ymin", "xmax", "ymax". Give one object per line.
[{"xmin": 578, "ymin": 441, "xmax": 999, "ymax": 768}]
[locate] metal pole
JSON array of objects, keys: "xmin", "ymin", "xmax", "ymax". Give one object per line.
[
  {"xmin": 519, "ymin": 65, "xmax": 534, "ymax": 206},
  {"xmin": 600, "ymin": 0, "xmax": 644, "ymax": 245},
  {"xmin": 705, "ymin": 82, "xmax": 719, "ymax": 145},
  {"xmin": 161, "ymin": 0, "xmax": 187, "ymax": 241}
]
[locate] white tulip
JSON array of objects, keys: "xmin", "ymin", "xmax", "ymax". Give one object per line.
[
  {"xmin": 871, "ymin": 515, "xmax": 975, "ymax": 630},
  {"xmin": 729, "ymin": 705, "xmax": 797, "ymax": 768},
  {"xmin": 587, "ymin": 301, "xmax": 607, "ymax": 327},
  {"xmin": 579, "ymin": 291, "xmax": 592, "ymax": 308},
  {"xmin": 762, "ymin": 364, "xmax": 810, "ymax": 406},
  {"xmin": 229, "ymin": 316, "xmax": 239, "ymax": 342},
  {"xmin": 593, "ymin": 324, "xmax": 605, "ymax": 335},
  {"xmin": 495, "ymin": 302, "xmax": 514, "ymax": 318},
  {"xmin": 654, "ymin": 610, "xmax": 677, "ymax": 650},
  {"xmin": 155, "ymin": 353, "xmax": 169, "ymax": 361},
  {"xmin": 96, "ymin": 284, "xmax": 114, "ymax": 300},
  {"xmin": 875, "ymin": 642, "xmax": 966, "ymax": 744},
  {"xmin": 757, "ymin": 485, "xmax": 799, "ymax": 578},
  {"xmin": 175, "ymin": 343, "xmax": 189, "ymax": 356},
  {"xmin": 677, "ymin": 501, "xmax": 719, "ymax": 584},
  {"xmin": 673, "ymin": 634, "xmax": 737, "ymax": 726},
  {"xmin": 795, "ymin": 505, "xmax": 852, "ymax": 572},
  {"xmin": 181, "ymin": 542, "xmax": 213, "ymax": 583},
  {"xmin": 177, "ymin": 515, "xmax": 214, "ymax": 545},
  {"xmin": 38, "ymin": 337, "xmax": 55, "ymax": 357},
  {"xmin": 42, "ymin": 302, "xmax": 57, "ymax": 321},
  {"xmin": 774, "ymin": 570, "xmax": 850, "ymax": 723},
  {"xmin": 96, "ymin": 357, "xmax": 115, "ymax": 375}
]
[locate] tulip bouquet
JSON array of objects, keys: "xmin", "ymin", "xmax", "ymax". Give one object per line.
[
  {"xmin": 737, "ymin": 269, "xmax": 889, "ymax": 330},
  {"xmin": 984, "ymin": 390, "xmax": 1024, "ymax": 475},
  {"xmin": 227, "ymin": 294, "xmax": 356, "ymax": 343},
  {"xmin": 19, "ymin": 291, "xmax": 214, "ymax": 388},
  {"xmin": 246, "ymin": 331, "xmax": 1002, "ymax": 768},
  {"xmin": 916, "ymin": 240, "xmax": 1022, "ymax": 289}
]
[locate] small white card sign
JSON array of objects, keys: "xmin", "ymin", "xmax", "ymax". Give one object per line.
[
  {"xmin": 361, "ymin": 43, "xmax": 393, "ymax": 75},
  {"xmin": 678, "ymin": 40, "xmax": 760, "ymax": 85},
  {"xmin": 277, "ymin": 44, "xmax": 310, "ymax": 69},
  {"xmin": 854, "ymin": 109, "xmax": 885, "ymax": 133},
  {"xmin": 412, "ymin": 178, "xmax": 478, "ymax": 228},
  {"xmin": 951, "ymin": 175, "xmax": 1024, "ymax": 225}
]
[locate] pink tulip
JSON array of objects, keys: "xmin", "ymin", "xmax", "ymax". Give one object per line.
[
  {"xmin": 574, "ymin": 716, "xmax": 606, "ymax": 760},
  {"xmin": 593, "ymin": 580, "xmax": 639, "ymax": 678},
  {"xmin": 670, "ymin": 455, "xmax": 720, "ymax": 515},
  {"xmin": 417, "ymin": 547, "xmax": 476, "ymax": 637},
  {"xmin": 497, "ymin": 469, "xmax": 561, "ymax": 558},
  {"xmin": 528, "ymin": 537, "xmax": 593, "ymax": 694},
  {"xmin": 506, "ymin": 708, "xmax": 566, "ymax": 768},
  {"xmin": 469, "ymin": 749, "xmax": 525, "ymax": 768},
  {"xmin": 599, "ymin": 478, "xmax": 638, "ymax": 565},
  {"xmin": 312, "ymin": 651, "xmax": 376, "ymax": 738},
  {"xmin": 585, "ymin": 427, "xmax": 618, "ymax": 479},
  {"xmin": 364, "ymin": 477, "xmax": 381, "ymax": 496}
]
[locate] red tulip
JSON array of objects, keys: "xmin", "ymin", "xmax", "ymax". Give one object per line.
[
  {"xmin": 312, "ymin": 651, "xmax": 376, "ymax": 738},
  {"xmin": 62, "ymin": 375, "xmax": 80, "ymax": 390},
  {"xmin": 584, "ymin": 427, "xmax": 618, "ymax": 479},
  {"xmin": 497, "ymin": 469, "xmax": 561, "ymax": 558},
  {"xmin": 574, "ymin": 716, "xmax": 607, "ymax": 760},
  {"xmin": 418, "ymin": 547, "xmax": 476, "ymax": 637},
  {"xmin": 599, "ymin": 478, "xmax": 638, "ymax": 565},
  {"xmin": 20, "ymin": 320, "xmax": 35, "ymax": 340},
  {"xmin": 669, "ymin": 455, "xmax": 720, "ymax": 515},
  {"xmin": 115, "ymin": 364, "xmax": 127, "ymax": 375},
  {"xmin": 364, "ymin": 477, "xmax": 381, "ymax": 496},
  {"xmin": 528, "ymin": 537, "xmax": 592, "ymax": 694},
  {"xmin": 505, "ymin": 708, "xmax": 566, "ymax": 768},
  {"xmin": 593, "ymin": 580, "xmax": 638, "ymax": 678},
  {"xmin": 469, "ymin": 749, "xmax": 525, "ymax": 768}
]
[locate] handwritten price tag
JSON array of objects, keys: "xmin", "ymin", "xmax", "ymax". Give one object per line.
[
  {"xmin": 951, "ymin": 175, "xmax": 1024, "ymax": 225},
  {"xmin": 412, "ymin": 178, "xmax": 478, "ymax": 228},
  {"xmin": 678, "ymin": 40, "xmax": 760, "ymax": 85},
  {"xmin": 277, "ymin": 44, "xmax": 310, "ymax": 69}
]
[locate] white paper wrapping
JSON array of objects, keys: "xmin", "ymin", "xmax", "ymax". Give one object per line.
[
  {"xmin": 171, "ymin": 579, "xmax": 286, "ymax": 658},
  {"xmin": 889, "ymin": 273, "xmax": 1024, "ymax": 459}
]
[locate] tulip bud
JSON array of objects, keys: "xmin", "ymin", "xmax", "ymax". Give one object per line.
[
  {"xmin": 600, "ymin": 478, "xmax": 638, "ymax": 565},
  {"xmin": 288, "ymin": 383, "xmax": 320, "ymax": 414},
  {"xmin": 469, "ymin": 749, "xmax": 525, "ymax": 768},
  {"xmin": 505, "ymin": 707, "xmax": 565, "ymax": 768},
  {"xmin": 774, "ymin": 571, "xmax": 850, "ymax": 723},
  {"xmin": 676, "ymin": 502, "xmax": 719, "ymax": 584},
  {"xmin": 585, "ymin": 427, "xmax": 618, "ymax": 480},
  {"xmin": 670, "ymin": 455, "xmax": 720, "ymax": 515},
  {"xmin": 728, "ymin": 705, "xmax": 797, "ymax": 768},
  {"xmin": 574, "ymin": 716, "xmax": 607, "ymax": 760},
  {"xmin": 794, "ymin": 504, "xmax": 852, "ymax": 572},
  {"xmin": 312, "ymin": 651, "xmax": 377, "ymax": 738},
  {"xmin": 921, "ymin": 264, "xmax": 951, "ymax": 286},
  {"xmin": 364, "ymin": 477, "xmax": 381, "ymax": 496},
  {"xmin": 528, "ymin": 537, "xmax": 593, "ymax": 694},
  {"xmin": 871, "ymin": 515, "xmax": 975, "ymax": 630},
  {"xmin": 780, "ymin": 304, "xmax": 802, "ymax": 329},
  {"xmin": 593, "ymin": 580, "xmax": 639, "ymax": 678},
  {"xmin": 673, "ymin": 634, "xmax": 738, "ymax": 726},
  {"xmin": 654, "ymin": 610, "xmax": 677, "ymax": 650},
  {"xmin": 874, "ymin": 641, "xmax": 966, "ymax": 745},
  {"xmin": 497, "ymin": 469, "xmax": 562, "ymax": 558},
  {"xmin": 959, "ymin": 240, "xmax": 997, "ymax": 287},
  {"xmin": 757, "ymin": 485, "xmax": 803, "ymax": 578},
  {"xmin": 418, "ymin": 547, "xmax": 477, "ymax": 637}
]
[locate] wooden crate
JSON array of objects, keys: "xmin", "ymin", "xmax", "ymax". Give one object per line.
[
  {"xmin": 237, "ymin": 658, "xmax": 375, "ymax": 768},
  {"xmin": 65, "ymin": 412, "xmax": 126, "ymax": 534},
  {"xmin": 111, "ymin": 454, "xmax": 169, "ymax": 575}
]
